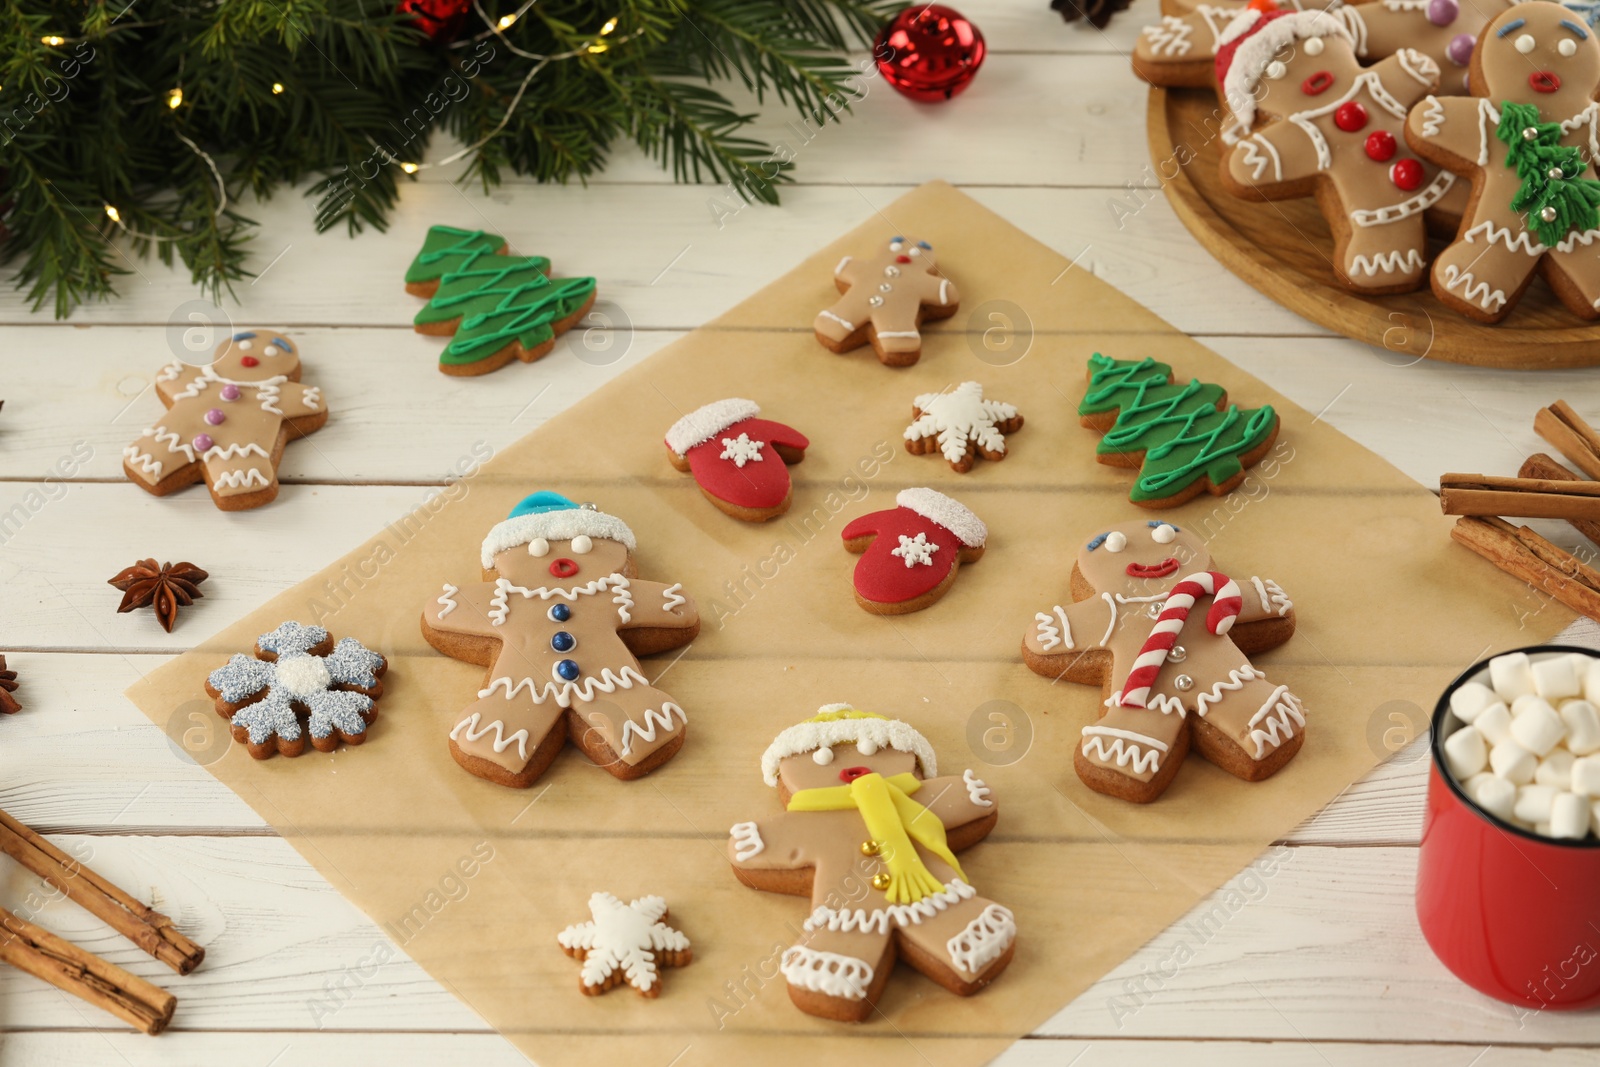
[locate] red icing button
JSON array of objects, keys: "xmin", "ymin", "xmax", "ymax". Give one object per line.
[
  {"xmin": 548, "ymin": 558, "xmax": 580, "ymax": 579},
  {"xmin": 239, "ymin": 356, "xmax": 260, "ymax": 367},
  {"xmin": 1301, "ymin": 71, "xmax": 1334, "ymax": 95},
  {"xmin": 1365, "ymin": 130, "xmax": 1397, "ymax": 162},
  {"xmin": 1334, "ymin": 101, "xmax": 1368, "ymax": 132},
  {"xmin": 1390, "ymin": 158, "xmax": 1425, "ymax": 191},
  {"xmin": 1530, "ymin": 71, "xmax": 1561, "ymax": 94},
  {"xmin": 839, "ymin": 766, "xmax": 873, "ymax": 783}
]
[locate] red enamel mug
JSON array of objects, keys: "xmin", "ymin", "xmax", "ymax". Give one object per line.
[{"xmin": 1417, "ymin": 645, "xmax": 1600, "ymax": 1009}]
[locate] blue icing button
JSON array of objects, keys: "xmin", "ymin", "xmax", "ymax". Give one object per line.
[
  {"xmin": 555, "ymin": 659, "xmax": 581, "ymax": 681},
  {"xmin": 548, "ymin": 603, "xmax": 571, "ymax": 622},
  {"xmin": 550, "ymin": 631, "xmax": 576, "ymax": 653}
]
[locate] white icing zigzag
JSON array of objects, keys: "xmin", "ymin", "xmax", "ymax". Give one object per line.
[
  {"xmin": 729, "ymin": 821, "xmax": 764, "ymax": 861},
  {"xmin": 661, "ymin": 583, "xmax": 686, "ymax": 612},
  {"xmin": 1033, "ymin": 606, "xmax": 1072, "ymax": 652},
  {"xmin": 488, "ymin": 573, "xmax": 627, "ymax": 626},
  {"xmin": 1395, "ymin": 47, "xmax": 1437, "ymax": 87},
  {"xmin": 150, "ymin": 425, "xmax": 197, "ymax": 464},
  {"xmin": 212, "ymin": 468, "xmax": 270, "ymax": 490},
  {"xmin": 781, "ymin": 946, "xmax": 873, "ymax": 1000},
  {"xmin": 618, "ymin": 702, "xmax": 686, "ymax": 758},
  {"xmin": 1142, "ymin": 15, "xmax": 1193, "ymax": 57},
  {"xmin": 1239, "ymin": 135, "xmax": 1282, "ymax": 182},
  {"xmin": 202, "ymin": 442, "xmax": 271, "ymax": 462},
  {"xmin": 963, "ymin": 768, "xmax": 993, "ymax": 807},
  {"xmin": 1246, "ymin": 686, "xmax": 1306, "ymax": 758},
  {"xmin": 1420, "ymin": 95, "xmax": 1445, "ymax": 138},
  {"xmin": 1346, "ymin": 248, "xmax": 1425, "ymax": 279},
  {"xmin": 437, "ymin": 583, "xmax": 459, "ymax": 618},
  {"xmin": 122, "ymin": 445, "xmax": 163, "ymax": 479},
  {"xmin": 805, "ymin": 879, "xmax": 977, "ymax": 937},
  {"xmin": 1081, "ymin": 725, "xmax": 1169, "ymax": 774},
  {"xmin": 1441, "ymin": 264, "xmax": 1508, "ymax": 312},
  {"xmin": 1141, "ymin": 664, "xmax": 1266, "ymax": 719},
  {"xmin": 1464, "ymin": 220, "xmax": 1546, "ymax": 256},
  {"xmin": 302, "ymin": 386, "xmax": 322, "ymax": 411},
  {"xmin": 613, "ymin": 579, "xmax": 635, "ymax": 624},
  {"xmin": 947, "ymin": 904, "xmax": 1016, "ymax": 976},
  {"xmin": 450, "ymin": 712, "xmax": 530, "ymax": 761},
  {"xmin": 479, "ymin": 665, "xmax": 651, "ymax": 708},
  {"xmin": 1251, "ymin": 576, "xmax": 1293, "ymax": 617}
]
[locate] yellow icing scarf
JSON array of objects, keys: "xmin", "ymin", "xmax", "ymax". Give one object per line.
[{"xmin": 787, "ymin": 771, "xmax": 965, "ymax": 903}]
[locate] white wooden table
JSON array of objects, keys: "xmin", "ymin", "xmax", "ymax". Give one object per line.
[{"xmin": 2, "ymin": 4, "xmax": 1598, "ymax": 1063}]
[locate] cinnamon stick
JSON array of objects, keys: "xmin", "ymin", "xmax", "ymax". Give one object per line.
[
  {"xmin": 1452, "ymin": 516, "xmax": 1600, "ymax": 621},
  {"xmin": 1520, "ymin": 454, "xmax": 1600, "ymax": 546},
  {"xmin": 0, "ymin": 906, "xmax": 175, "ymax": 1034},
  {"xmin": 0, "ymin": 810, "xmax": 204, "ymax": 975},
  {"xmin": 1439, "ymin": 472, "xmax": 1600, "ymax": 520},
  {"xmin": 1534, "ymin": 400, "xmax": 1600, "ymax": 480}
]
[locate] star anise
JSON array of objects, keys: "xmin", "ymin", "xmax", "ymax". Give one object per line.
[
  {"xmin": 0, "ymin": 655, "xmax": 19, "ymax": 715},
  {"xmin": 108, "ymin": 559, "xmax": 209, "ymax": 633},
  {"xmin": 1051, "ymin": 0, "xmax": 1132, "ymax": 30}
]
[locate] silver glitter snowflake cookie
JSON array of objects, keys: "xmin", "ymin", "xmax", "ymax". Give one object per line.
[
  {"xmin": 557, "ymin": 892, "xmax": 691, "ymax": 997},
  {"xmin": 205, "ymin": 620, "xmax": 388, "ymax": 759}
]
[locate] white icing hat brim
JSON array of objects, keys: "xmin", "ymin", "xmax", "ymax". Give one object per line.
[
  {"xmin": 761, "ymin": 707, "xmax": 937, "ymax": 786},
  {"xmin": 1222, "ymin": 9, "xmax": 1355, "ymax": 134},
  {"xmin": 896, "ymin": 488, "xmax": 987, "ymax": 548},
  {"xmin": 481, "ymin": 508, "xmax": 637, "ymax": 568},
  {"xmin": 665, "ymin": 398, "xmax": 761, "ymax": 455}
]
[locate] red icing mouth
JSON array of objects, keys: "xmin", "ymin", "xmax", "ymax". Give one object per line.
[
  {"xmin": 1301, "ymin": 71, "xmax": 1334, "ymax": 96},
  {"xmin": 895, "ymin": 254, "xmax": 911, "ymax": 263},
  {"xmin": 549, "ymin": 558, "xmax": 580, "ymax": 578},
  {"xmin": 239, "ymin": 356, "xmax": 260, "ymax": 367},
  {"xmin": 839, "ymin": 766, "xmax": 872, "ymax": 783},
  {"xmin": 1531, "ymin": 71, "xmax": 1561, "ymax": 94},
  {"xmin": 1125, "ymin": 557, "xmax": 1180, "ymax": 579}
]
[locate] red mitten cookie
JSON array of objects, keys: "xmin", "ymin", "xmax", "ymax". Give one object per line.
[
  {"xmin": 841, "ymin": 488, "xmax": 986, "ymax": 614},
  {"xmin": 727, "ymin": 706, "xmax": 1014, "ymax": 1022},
  {"xmin": 1406, "ymin": 3, "xmax": 1600, "ymax": 322},
  {"xmin": 664, "ymin": 399, "xmax": 809, "ymax": 521},
  {"xmin": 1216, "ymin": 8, "xmax": 1452, "ymax": 294},
  {"xmin": 1021, "ymin": 518, "xmax": 1303, "ymax": 803},
  {"xmin": 813, "ymin": 236, "xmax": 959, "ymax": 367}
]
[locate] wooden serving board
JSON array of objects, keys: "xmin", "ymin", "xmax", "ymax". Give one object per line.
[{"xmin": 1148, "ymin": 86, "xmax": 1600, "ymax": 368}]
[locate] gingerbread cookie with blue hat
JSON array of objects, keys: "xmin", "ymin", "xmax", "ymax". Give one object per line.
[{"xmin": 420, "ymin": 492, "xmax": 700, "ymax": 788}]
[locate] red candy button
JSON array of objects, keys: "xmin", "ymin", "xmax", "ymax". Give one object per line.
[
  {"xmin": 1390, "ymin": 158, "xmax": 1425, "ymax": 191},
  {"xmin": 240, "ymin": 356, "xmax": 260, "ymax": 367},
  {"xmin": 1301, "ymin": 71, "xmax": 1334, "ymax": 95},
  {"xmin": 1335, "ymin": 101, "xmax": 1368, "ymax": 132},
  {"xmin": 1365, "ymin": 130, "xmax": 1397, "ymax": 162}
]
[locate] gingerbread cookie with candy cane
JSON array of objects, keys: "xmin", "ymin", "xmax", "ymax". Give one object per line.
[
  {"xmin": 841, "ymin": 489, "xmax": 986, "ymax": 614},
  {"xmin": 1135, "ymin": 0, "xmax": 1513, "ymax": 97},
  {"xmin": 123, "ymin": 331, "xmax": 327, "ymax": 511},
  {"xmin": 1021, "ymin": 518, "xmax": 1303, "ymax": 803},
  {"xmin": 1217, "ymin": 6, "xmax": 1456, "ymax": 293},
  {"xmin": 813, "ymin": 236, "xmax": 959, "ymax": 367},
  {"xmin": 420, "ymin": 492, "xmax": 699, "ymax": 789},
  {"xmin": 727, "ymin": 707, "xmax": 1014, "ymax": 1022},
  {"xmin": 1406, "ymin": 3, "xmax": 1600, "ymax": 322},
  {"xmin": 664, "ymin": 398, "xmax": 810, "ymax": 522}
]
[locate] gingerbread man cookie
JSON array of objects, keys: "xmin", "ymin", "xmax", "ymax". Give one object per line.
[
  {"xmin": 903, "ymin": 381, "xmax": 1023, "ymax": 473},
  {"xmin": 727, "ymin": 707, "xmax": 1014, "ymax": 1022},
  {"xmin": 664, "ymin": 398, "xmax": 810, "ymax": 522},
  {"xmin": 813, "ymin": 236, "xmax": 959, "ymax": 367},
  {"xmin": 1406, "ymin": 3, "xmax": 1600, "ymax": 322},
  {"xmin": 123, "ymin": 331, "xmax": 327, "ymax": 511},
  {"xmin": 420, "ymin": 492, "xmax": 699, "ymax": 789},
  {"xmin": 841, "ymin": 489, "xmax": 987, "ymax": 614},
  {"xmin": 1022, "ymin": 519, "xmax": 1303, "ymax": 803},
  {"xmin": 1217, "ymin": 7, "xmax": 1454, "ymax": 293}
]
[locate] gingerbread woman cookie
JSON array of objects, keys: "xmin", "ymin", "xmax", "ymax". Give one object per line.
[
  {"xmin": 903, "ymin": 381, "xmax": 1023, "ymax": 473},
  {"xmin": 1217, "ymin": 7, "xmax": 1454, "ymax": 293},
  {"xmin": 813, "ymin": 236, "xmax": 959, "ymax": 367},
  {"xmin": 1022, "ymin": 519, "xmax": 1303, "ymax": 803},
  {"xmin": 664, "ymin": 398, "xmax": 810, "ymax": 522},
  {"xmin": 124, "ymin": 331, "xmax": 326, "ymax": 511},
  {"xmin": 420, "ymin": 492, "xmax": 699, "ymax": 789},
  {"xmin": 1406, "ymin": 3, "xmax": 1600, "ymax": 322},
  {"xmin": 727, "ymin": 707, "xmax": 1014, "ymax": 1022},
  {"xmin": 841, "ymin": 489, "xmax": 987, "ymax": 614}
]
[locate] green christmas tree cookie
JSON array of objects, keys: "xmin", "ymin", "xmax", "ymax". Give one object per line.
[
  {"xmin": 407, "ymin": 225, "xmax": 597, "ymax": 377},
  {"xmin": 1078, "ymin": 353, "xmax": 1279, "ymax": 508}
]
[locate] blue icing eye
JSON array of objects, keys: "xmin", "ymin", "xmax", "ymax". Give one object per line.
[
  {"xmin": 550, "ymin": 631, "xmax": 576, "ymax": 653},
  {"xmin": 272, "ymin": 337, "xmax": 292, "ymax": 350},
  {"xmin": 232, "ymin": 331, "xmax": 257, "ymax": 340},
  {"xmin": 1146, "ymin": 520, "xmax": 1181, "ymax": 531},
  {"xmin": 891, "ymin": 235, "xmax": 903, "ymax": 241},
  {"xmin": 548, "ymin": 604, "xmax": 571, "ymax": 622},
  {"xmin": 917, "ymin": 241, "xmax": 931, "ymax": 249},
  {"xmin": 555, "ymin": 659, "xmax": 581, "ymax": 681},
  {"xmin": 1087, "ymin": 532, "xmax": 1109, "ymax": 551}
]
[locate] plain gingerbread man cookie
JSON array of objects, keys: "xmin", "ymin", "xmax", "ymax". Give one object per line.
[
  {"xmin": 1406, "ymin": 3, "xmax": 1600, "ymax": 322},
  {"xmin": 813, "ymin": 236, "xmax": 959, "ymax": 367},
  {"xmin": 123, "ymin": 331, "xmax": 327, "ymax": 511},
  {"xmin": 1217, "ymin": 8, "xmax": 1452, "ymax": 293},
  {"xmin": 1021, "ymin": 518, "xmax": 1304, "ymax": 803},
  {"xmin": 727, "ymin": 707, "xmax": 1014, "ymax": 1022}
]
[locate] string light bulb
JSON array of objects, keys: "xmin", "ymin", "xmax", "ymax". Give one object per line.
[
  {"xmin": 272, "ymin": 82, "xmax": 285, "ymax": 95},
  {"xmin": 497, "ymin": 13, "xmax": 517, "ymax": 29},
  {"xmin": 400, "ymin": 162, "xmax": 419, "ymax": 174},
  {"xmin": 600, "ymin": 17, "xmax": 618, "ymax": 34},
  {"xmin": 104, "ymin": 205, "xmax": 122, "ymax": 223},
  {"xmin": 167, "ymin": 88, "xmax": 184, "ymax": 110},
  {"xmin": 41, "ymin": 35, "xmax": 65, "ymax": 46}
]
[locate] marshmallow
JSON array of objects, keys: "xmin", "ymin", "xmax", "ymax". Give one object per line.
[
  {"xmin": 1450, "ymin": 682, "xmax": 1499, "ymax": 723},
  {"xmin": 1444, "ymin": 726, "xmax": 1489, "ymax": 779},
  {"xmin": 1474, "ymin": 702, "xmax": 1515, "ymax": 747},
  {"xmin": 1536, "ymin": 820, "xmax": 1552, "ymax": 836},
  {"xmin": 1510, "ymin": 698, "xmax": 1566, "ymax": 756},
  {"xmin": 1535, "ymin": 749, "xmax": 1576, "ymax": 787},
  {"xmin": 1593, "ymin": 799, "xmax": 1600, "ymax": 835},
  {"xmin": 1464, "ymin": 771, "xmax": 1496, "ymax": 795},
  {"xmin": 1550, "ymin": 791, "xmax": 1591, "ymax": 840},
  {"xmin": 1585, "ymin": 658, "xmax": 1600, "ymax": 703},
  {"xmin": 1515, "ymin": 783, "xmax": 1558, "ymax": 823},
  {"xmin": 1560, "ymin": 700, "xmax": 1600, "ymax": 755},
  {"xmin": 1490, "ymin": 740, "xmax": 1538, "ymax": 784},
  {"xmin": 1573, "ymin": 755, "xmax": 1600, "ymax": 798},
  {"xmin": 1532, "ymin": 655, "xmax": 1583, "ymax": 701},
  {"xmin": 1489, "ymin": 652, "xmax": 1536, "ymax": 701},
  {"xmin": 1474, "ymin": 776, "xmax": 1517, "ymax": 821}
]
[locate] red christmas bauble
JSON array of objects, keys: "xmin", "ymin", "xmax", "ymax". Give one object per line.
[
  {"xmin": 1365, "ymin": 130, "xmax": 1397, "ymax": 161},
  {"xmin": 397, "ymin": 0, "xmax": 470, "ymax": 42},
  {"xmin": 874, "ymin": 4, "xmax": 986, "ymax": 103},
  {"xmin": 1334, "ymin": 101, "xmax": 1368, "ymax": 132},
  {"xmin": 1390, "ymin": 158, "xmax": 1425, "ymax": 191}
]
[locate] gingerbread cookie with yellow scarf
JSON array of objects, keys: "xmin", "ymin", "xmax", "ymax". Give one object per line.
[{"xmin": 727, "ymin": 707, "xmax": 1015, "ymax": 1021}]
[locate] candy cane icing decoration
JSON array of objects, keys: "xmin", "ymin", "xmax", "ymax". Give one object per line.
[{"xmin": 1118, "ymin": 571, "xmax": 1242, "ymax": 709}]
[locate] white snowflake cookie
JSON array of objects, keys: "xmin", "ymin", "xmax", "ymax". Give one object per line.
[
  {"xmin": 904, "ymin": 381, "xmax": 1023, "ymax": 473},
  {"xmin": 206, "ymin": 620, "xmax": 388, "ymax": 759},
  {"xmin": 557, "ymin": 891, "xmax": 691, "ymax": 997}
]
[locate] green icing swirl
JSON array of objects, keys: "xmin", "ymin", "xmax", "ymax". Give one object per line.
[
  {"xmin": 1079, "ymin": 353, "xmax": 1276, "ymax": 502},
  {"xmin": 417, "ymin": 254, "xmax": 596, "ymax": 365},
  {"xmin": 404, "ymin": 225, "xmax": 511, "ymax": 286}
]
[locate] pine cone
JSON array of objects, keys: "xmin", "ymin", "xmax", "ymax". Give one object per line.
[
  {"xmin": 1051, "ymin": 0, "xmax": 1133, "ymax": 30},
  {"xmin": 0, "ymin": 655, "xmax": 19, "ymax": 715},
  {"xmin": 108, "ymin": 559, "xmax": 209, "ymax": 633}
]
